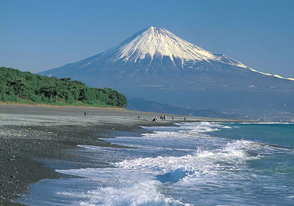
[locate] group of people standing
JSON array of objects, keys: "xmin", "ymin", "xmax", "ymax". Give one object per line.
[
  {"xmin": 152, "ymin": 115, "xmax": 187, "ymax": 122},
  {"xmin": 159, "ymin": 115, "xmax": 166, "ymax": 121},
  {"xmin": 152, "ymin": 115, "xmax": 176, "ymax": 122}
]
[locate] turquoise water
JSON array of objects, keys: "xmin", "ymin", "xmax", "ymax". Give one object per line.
[
  {"xmin": 212, "ymin": 123, "xmax": 294, "ymax": 147},
  {"xmin": 18, "ymin": 122, "xmax": 294, "ymax": 206}
]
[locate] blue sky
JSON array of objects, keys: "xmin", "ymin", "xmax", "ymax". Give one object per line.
[{"xmin": 1, "ymin": 0, "xmax": 294, "ymax": 77}]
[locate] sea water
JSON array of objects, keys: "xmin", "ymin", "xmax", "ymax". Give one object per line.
[{"xmin": 17, "ymin": 122, "xmax": 294, "ymax": 206}]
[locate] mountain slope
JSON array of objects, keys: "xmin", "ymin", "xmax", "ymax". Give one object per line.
[{"xmin": 40, "ymin": 26, "xmax": 294, "ymax": 120}]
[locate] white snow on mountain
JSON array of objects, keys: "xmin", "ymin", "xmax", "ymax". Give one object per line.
[
  {"xmin": 110, "ymin": 26, "xmax": 247, "ymax": 68},
  {"xmin": 112, "ymin": 26, "xmax": 214, "ymax": 63},
  {"xmin": 249, "ymin": 68, "xmax": 294, "ymax": 81}
]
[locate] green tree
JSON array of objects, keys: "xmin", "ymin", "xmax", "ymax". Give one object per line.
[{"xmin": 0, "ymin": 67, "xmax": 128, "ymax": 108}]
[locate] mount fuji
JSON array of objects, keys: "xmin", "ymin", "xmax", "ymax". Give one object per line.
[{"xmin": 40, "ymin": 26, "xmax": 294, "ymax": 120}]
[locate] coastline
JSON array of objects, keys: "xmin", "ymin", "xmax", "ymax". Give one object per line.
[{"xmin": 0, "ymin": 104, "xmax": 238, "ymax": 206}]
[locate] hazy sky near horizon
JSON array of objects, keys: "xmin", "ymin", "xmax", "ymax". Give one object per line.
[{"xmin": 1, "ymin": 0, "xmax": 294, "ymax": 77}]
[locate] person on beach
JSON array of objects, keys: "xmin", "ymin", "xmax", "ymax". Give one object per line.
[
  {"xmin": 84, "ymin": 112, "xmax": 87, "ymax": 117},
  {"xmin": 172, "ymin": 116, "xmax": 174, "ymax": 121}
]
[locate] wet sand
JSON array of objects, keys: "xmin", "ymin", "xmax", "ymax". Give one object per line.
[{"xmin": 0, "ymin": 103, "xmax": 236, "ymax": 206}]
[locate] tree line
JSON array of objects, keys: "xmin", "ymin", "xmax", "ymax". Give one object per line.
[{"xmin": 0, "ymin": 67, "xmax": 127, "ymax": 108}]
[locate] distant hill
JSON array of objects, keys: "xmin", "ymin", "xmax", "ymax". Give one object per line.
[
  {"xmin": 40, "ymin": 26, "xmax": 294, "ymax": 121},
  {"xmin": 127, "ymin": 98, "xmax": 242, "ymax": 119},
  {"xmin": 0, "ymin": 67, "xmax": 127, "ymax": 108}
]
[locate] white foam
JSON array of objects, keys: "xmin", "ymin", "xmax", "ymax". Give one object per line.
[
  {"xmin": 57, "ymin": 180, "xmax": 189, "ymax": 206},
  {"xmin": 59, "ymin": 123, "xmax": 292, "ymax": 205},
  {"xmin": 241, "ymin": 122, "xmax": 292, "ymax": 125},
  {"xmin": 56, "ymin": 167, "xmax": 190, "ymax": 205},
  {"xmin": 115, "ymin": 139, "xmax": 257, "ymax": 170},
  {"xmin": 57, "ymin": 137, "xmax": 260, "ymax": 205},
  {"xmin": 99, "ymin": 122, "xmax": 233, "ymax": 151},
  {"xmin": 142, "ymin": 122, "xmax": 231, "ymax": 139}
]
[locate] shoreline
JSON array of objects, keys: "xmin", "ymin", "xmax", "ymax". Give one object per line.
[{"xmin": 0, "ymin": 104, "xmax": 240, "ymax": 205}]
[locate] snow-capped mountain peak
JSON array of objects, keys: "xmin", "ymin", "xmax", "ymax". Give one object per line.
[{"xmin": 110, "ymin": 26, "xmax": 219, "ymax": 64}]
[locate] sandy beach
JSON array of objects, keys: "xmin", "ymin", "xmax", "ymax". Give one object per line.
[{"xmin": 0, "ymin": 103, "xmax": 236, "ymax": 206}]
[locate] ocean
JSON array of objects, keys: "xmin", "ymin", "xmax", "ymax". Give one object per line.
[{"xmin": 17, "ymin": 122, "xmax": 294, "ymax": 206}]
